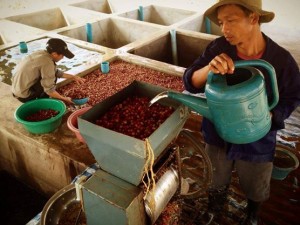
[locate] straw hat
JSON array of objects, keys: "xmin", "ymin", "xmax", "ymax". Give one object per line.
[{"xmin": 204, "ymin": 0, "xmax": 275, "ymax": 24}]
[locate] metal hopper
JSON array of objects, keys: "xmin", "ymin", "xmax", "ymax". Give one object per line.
[{"xmin": 78, "ymin": 81, "xmax": 189, "ymax": 185}]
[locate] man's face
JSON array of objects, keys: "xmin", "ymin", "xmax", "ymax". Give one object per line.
[
  {"xmin": 52, "ymin": 52, "xmax": 64, "ymax": 62},
  {"xmin": 217, "ymin": 4, "xmax": 256, "ymax": 46}
]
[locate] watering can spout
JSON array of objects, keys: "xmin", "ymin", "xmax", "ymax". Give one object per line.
[
  {"xmin": 149, "ymin": 91, "xmax": 169, "ymax": 107},
  {"xmin": 150, "ymin": 91, "xmax": 212, "ymax": 121}
]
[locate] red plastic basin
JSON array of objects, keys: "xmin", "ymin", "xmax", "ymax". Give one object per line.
[{"xmin": 67, "ymin": 107, "xmax": 91, "ymax": 143}]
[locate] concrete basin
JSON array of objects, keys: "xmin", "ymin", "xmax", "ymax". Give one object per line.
[
  {"xmin": 58, "ymin": 17, "xmax": 163, "ymax": 50},
  {"xmin": 0, "ymin": 19, "xmax": 45, "ymax": 44},
  {"xmin": 0, "ymin": 36, "xmax": 104, "ymax": 85},
  {"xmin": 5, "ymin": 6, "xmax": 108, "ymax": 31},
  {"xmin": 177, "ymin": 13, "xmax": 222, "ymax": 36},
  {"xmin": 118, "ymin": 5, "xmax": 197, "ymax": 26},
  {"xmin": 70, "ymin": 0, "xmax": 112, "ymax": 14},
  {"xmin": 129, "ymin": 29, "xmax": 217, "ymax": 68},
  {"xmin": 60, "ymin": 5, "xmax": 108, "ymax": 25},
  {"xmin": 6, "ymin": 8, "xmax": 69, "ymax": 31}
]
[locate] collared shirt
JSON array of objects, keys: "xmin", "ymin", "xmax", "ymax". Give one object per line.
[
  {"xmin": 11, "ymin": 50, "xmax": 64, "ymax": 98},
  {"xmin": 183, "ymin": 33, "xmax": 300, "ymax": 162}
]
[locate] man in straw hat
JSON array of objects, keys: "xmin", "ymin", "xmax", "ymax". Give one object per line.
[{"xmin": 183, "ymin": 0, "xmax": 300, "ymax": 224}]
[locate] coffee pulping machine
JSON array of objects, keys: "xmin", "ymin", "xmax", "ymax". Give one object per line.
[{"xmin": 72, "ymin": 81, "xmax": 211, "ymax": 225}]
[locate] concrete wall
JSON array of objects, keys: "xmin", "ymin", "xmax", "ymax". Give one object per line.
[{"xmin": 264, "ymin": 0, "xmax": 300, "ymax": 30}]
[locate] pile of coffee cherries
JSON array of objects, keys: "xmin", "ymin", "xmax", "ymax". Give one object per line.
[
  {"xmin": 25, "ymin": 109, "xmax": 59, "ymax": 122},
  {"xmin": 95, "ymin": 95, "xmax": 174, "ymax": 140},
  {"xmin": 66, "ymin": 89, "xmax": 87, "ymax": 99}
]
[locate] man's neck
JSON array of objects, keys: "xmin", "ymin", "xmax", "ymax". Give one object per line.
[{"xmin": 236, "ymin": 31, "xmax": 266, "ymax": 57}]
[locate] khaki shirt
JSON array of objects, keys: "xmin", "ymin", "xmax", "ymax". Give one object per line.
[{"xmin": 11, "ymin": 50, "xmax": 63, "ymax": 98}]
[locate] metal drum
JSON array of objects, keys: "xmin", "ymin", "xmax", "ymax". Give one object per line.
[{"xmin": 144, "ymin": 167, "xmax": 179, "ymax": 224}]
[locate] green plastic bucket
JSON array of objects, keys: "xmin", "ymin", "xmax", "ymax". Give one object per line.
[
  {"xmin": 272, "ymin": 146, "xmax": 299, "ymax": 181},
  {"xmin": 14, "ymin": 98, "xmax": 66, "ymax": 134}
]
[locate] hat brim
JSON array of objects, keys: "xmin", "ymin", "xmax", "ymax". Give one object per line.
[
  {"xmin": 63, "ymin": 49, "xmax": 74, "ymax": 59},
  {"xmin": 204, "ymin": 1, "xmax": 275, "ymax": 25}
]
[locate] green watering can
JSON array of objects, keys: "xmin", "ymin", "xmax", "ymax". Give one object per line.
[{"xmin": 150, "ymin": 59, "xmax": 279, "ymax": 144}]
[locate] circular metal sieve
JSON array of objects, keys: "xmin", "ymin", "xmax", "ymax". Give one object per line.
[{"xmin": 40, "ymin": 184, "xmax": 85, "ymax": 225}]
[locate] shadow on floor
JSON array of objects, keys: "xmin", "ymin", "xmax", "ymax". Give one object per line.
[{"xmin": 0, "ymin": 170, "xmax": 49, "ymax": 225}]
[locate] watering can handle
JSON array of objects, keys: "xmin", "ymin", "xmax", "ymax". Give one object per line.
[{"xmin": 234, "ymin": 60, "xmax": 279, "ymax": 110}]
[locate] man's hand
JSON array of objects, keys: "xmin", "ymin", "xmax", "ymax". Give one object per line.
[
  {"xmin": 208, "ymin": 53, "xmax": 235, "ymax": 75},
  {"xmin": 73, "ymin": 76, "xmax": 85, "ymax": 85},
  {"xmin": 48, "ymin": 91, "xmax": 74, "ymax": 105},
  {"xmin": 62, "ymin": 73, "xmax": 86, "ymax": 85},
  {"xmin": 62, "ymin": 96, "xmax": 74, "ymax": 105}
]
